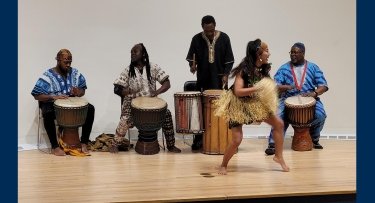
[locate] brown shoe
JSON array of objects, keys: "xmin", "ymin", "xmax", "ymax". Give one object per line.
[{"xmin": 168, "ymin": 146, "xmax": 181, "ymax": 153}]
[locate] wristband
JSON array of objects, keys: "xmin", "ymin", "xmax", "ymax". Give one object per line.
[{"xmin": 314, "ymin": 90, "xmax": 319, "ymax": 97}]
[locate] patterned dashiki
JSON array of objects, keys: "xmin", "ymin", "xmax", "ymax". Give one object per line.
[
  {"xmin": 113, "ymin": 62, "xmax": 168, "ymax": 98},
  {"xmin": 31, "ymin": 67, "xmax": 87, "ymax": 96}
]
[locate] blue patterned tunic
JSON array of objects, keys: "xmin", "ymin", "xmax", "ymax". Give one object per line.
[{"xmin": 31, "ymin": 67, "xmax": 87, "ymax": 97}]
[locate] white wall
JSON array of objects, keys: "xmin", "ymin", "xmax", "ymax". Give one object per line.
[{"xmin": 18, "ymin": 0, "xmax": 356, "ymax": 145}]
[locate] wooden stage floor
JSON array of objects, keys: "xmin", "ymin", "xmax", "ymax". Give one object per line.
[{"xmin": 18, "ymin": 138, "xmax": 356, "ymax": 203}]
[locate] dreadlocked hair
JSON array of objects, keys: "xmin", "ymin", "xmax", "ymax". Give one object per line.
[{"xmin": 128, "ymin": 43, "xmax": 152, "ymax": 83}]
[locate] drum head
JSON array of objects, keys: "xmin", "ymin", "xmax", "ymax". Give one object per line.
[
  {"xmin": 203, "ymin": 89, "xmax": 225, "ymax": 97},
  {"xmin": 174, "ymin": 91, "xmax": 202, "ymax": 97},
  {"xmin": 131, "ymin": 97, "xmax": 167, "ymax": 109},
  {"xmin": 285, "ymin": 96, "xmax": 316, "ymax": 107},
  {"xmin": 54, "ymin": 97, "xmax": 88, "ymax": 108}
]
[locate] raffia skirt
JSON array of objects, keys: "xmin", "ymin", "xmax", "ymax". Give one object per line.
[{"xmin": 213, "ymin": 77, "xmax": 278, "ymax": 128}]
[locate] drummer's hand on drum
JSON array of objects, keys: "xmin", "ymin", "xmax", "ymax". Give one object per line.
[
  {"xmin": 122, "ymin": 89, "xmax": 136, "ymax": 98},
  {"xmin": 280, "ymin": 85, "xmax": 295, "ymax": 92},
  {"xmin": 150, "ymin": 90, "xmax": 158, "ymax": 97},
  {"xmin": 52, "ymin": 95, "xmax": 69, "ymax": 100},
  {"xmin": 71, "ymin": 87, "xmax": 84, "ymax": 97},
  {"xmin": 301, "ymin": 91, "xmax": 317, "ymax": 98}
]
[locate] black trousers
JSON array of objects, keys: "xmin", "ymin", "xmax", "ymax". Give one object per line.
[{"xmin": 41, "ymin": 102, "xmax": 95, "ymax": 149}]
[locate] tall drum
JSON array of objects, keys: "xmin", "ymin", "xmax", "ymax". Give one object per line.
[
  {"xmin": 202, "ymin": 90, "xmax": 233, "ymax": 155},
  {"xmin": 131, "ymin": 97, "xmax": 167, "ymax": 155},
  {"xmin": 285, "ymin": 95, "xmax": 316, "ymax": 151},
  {"xmin": 174, "ymin": 91, "xmax": 204, "ymax": 134},
  {"xmin": 54, "ymin": 97, "xmax": 88, "ymax": 148}
]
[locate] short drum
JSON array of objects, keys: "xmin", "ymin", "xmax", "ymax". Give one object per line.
[
  {"xmin": 285, "ymin": 96, "xmax": 316, "ymax": 128},
  {"xmin": 131, "ymin": 97, "xmax": 167, "ymax": 155},
  {"xmin": 54, "ymin": 97, "xmax": 89, "ymax": 128},
  {"xmin": 54, "ymin": 97, "xmax": 89, "ymax": 151},
  {"xmin": 174, "ymin": 91, "xmax": 204, "ymax": 134},
  {"xmin": 285, "ymin": 95, "xmax": 316, "ymax": 151}
]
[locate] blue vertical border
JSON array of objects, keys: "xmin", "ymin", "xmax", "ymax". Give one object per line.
[
  {"xmin": 1, "ymin": 0, "xmax": 17, "ymax": 202},
  {"xmin": 357, "ymin": 0, "xmax": 373, "ymax": 202}
]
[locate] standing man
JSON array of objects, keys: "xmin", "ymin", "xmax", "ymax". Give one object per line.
[
  {"xmin": 31, "ymin": 49, "xmax": 95, "ymax": 156},
  {"xmin": 186, "ymin": 15, "xmax": 234, "ymax": 150},
  {"xmin": 265, "ymin": 42, "xmax": 328, "ymax": 155}
]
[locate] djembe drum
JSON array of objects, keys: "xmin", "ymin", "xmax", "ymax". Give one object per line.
[
  {"xmin": 285, "ymin": 95, "xmax": 316, "ymax": 151},
  {"xmin": 131, "ymin": 97, "xmax": 167, "ymax": 155},
  {"xmin": 202, "ymin": 90, "xmax": 233, "ymax": 155},
  {"xmin": 54, "ymin": 97, "xmax": 89, "ymax": 150},
  {"xmin": 174, "ymin": 91, "xmax": 204, "ymax": 134}
]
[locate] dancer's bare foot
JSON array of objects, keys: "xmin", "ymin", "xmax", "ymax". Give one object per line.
[
  {"xmin": 81, "ymin": 144, "xmax": 90, "ymax": 154},
  {"xmin": 52, "ymin": 147, "xmax": 66, "ymax": 156},
  {"xmin": 273, "ymin": 156, "xmax": 290, "ymax": 172},
  {"xmin": 218, "ymin": 166, "xmax": 228, "ymax": 175}
]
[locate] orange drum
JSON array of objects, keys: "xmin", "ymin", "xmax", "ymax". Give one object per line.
[
  {"xmin": 174, "ymin": 91, "xmax": 204, "ymax": 134},
  {"xmin": 285, "ymin": 95, "xmax": 316, "ymax": 151},
  {"xmin": 202, "ymin": 90, "xmax": 233, "ymax": 155},
  {"xmin": 54, "ymin": 97, "xmax": 88, "ymax": 148}
]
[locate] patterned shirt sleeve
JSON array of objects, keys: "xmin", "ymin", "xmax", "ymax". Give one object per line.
[
  {"xmin": 73, "ymin": 68, "xmax": 87, "ymax": 89},
  {"xmin": 113, "ymin": 67, "xmax": 130, "ymax": 89},
  {"xmin": 77, "ymin": 74, "xmax": 87, "ymax": 89},
  {"xmin": 31, "ymin": 78, "xmax": 51, "ymax": 95},
  {"xmin": 31, "ymin": 70, "xmax": 52, "ymax": 96},
  {"xmin": 152, "ymin": 63, "xmax": 169, "ymax": 84}
]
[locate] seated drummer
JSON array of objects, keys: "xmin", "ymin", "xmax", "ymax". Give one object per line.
[
  {"xmin": 265, "ymin": 42, "xmax": 329, "ymax": 155},
  {"xmin": 31, "ymin": 49, "xmax": 95, "ymax": 156},
  {"xmin": 112, "ymin": 43, "xmax": 181, "ymax": 153}
]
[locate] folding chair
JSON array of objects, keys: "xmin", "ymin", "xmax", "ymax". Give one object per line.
[
  {"xmin": 37, "ymin": 107, "xmax": 52, "ymax": 154},
  {"xmin": 37, "ymin": 101, "xmax": 61, "ymax": 154}
]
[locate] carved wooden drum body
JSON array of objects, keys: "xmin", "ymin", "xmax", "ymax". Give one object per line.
[
  {"xmin": 54, "ymin": 97, "xmax": 88, "ymax": 148},
  {"xmin": 202, "ymin": 90, "xmax": 233, "ymax": 155},
  {"xmin": 285, "ymin": 96, "xmax": 316, "ymax": 151},
  {"xmin": 131, "ymin": 97, "xmax": 167, "ymax": 155}
]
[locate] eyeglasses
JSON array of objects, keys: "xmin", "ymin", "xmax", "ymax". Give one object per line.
[
  {"xmin": 58, "ymin": 59, "xmax": 72, "ymax": 65},
  {"xmin": 289, "ymin": 51, "xmax": 303, "ymax": 55}
]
